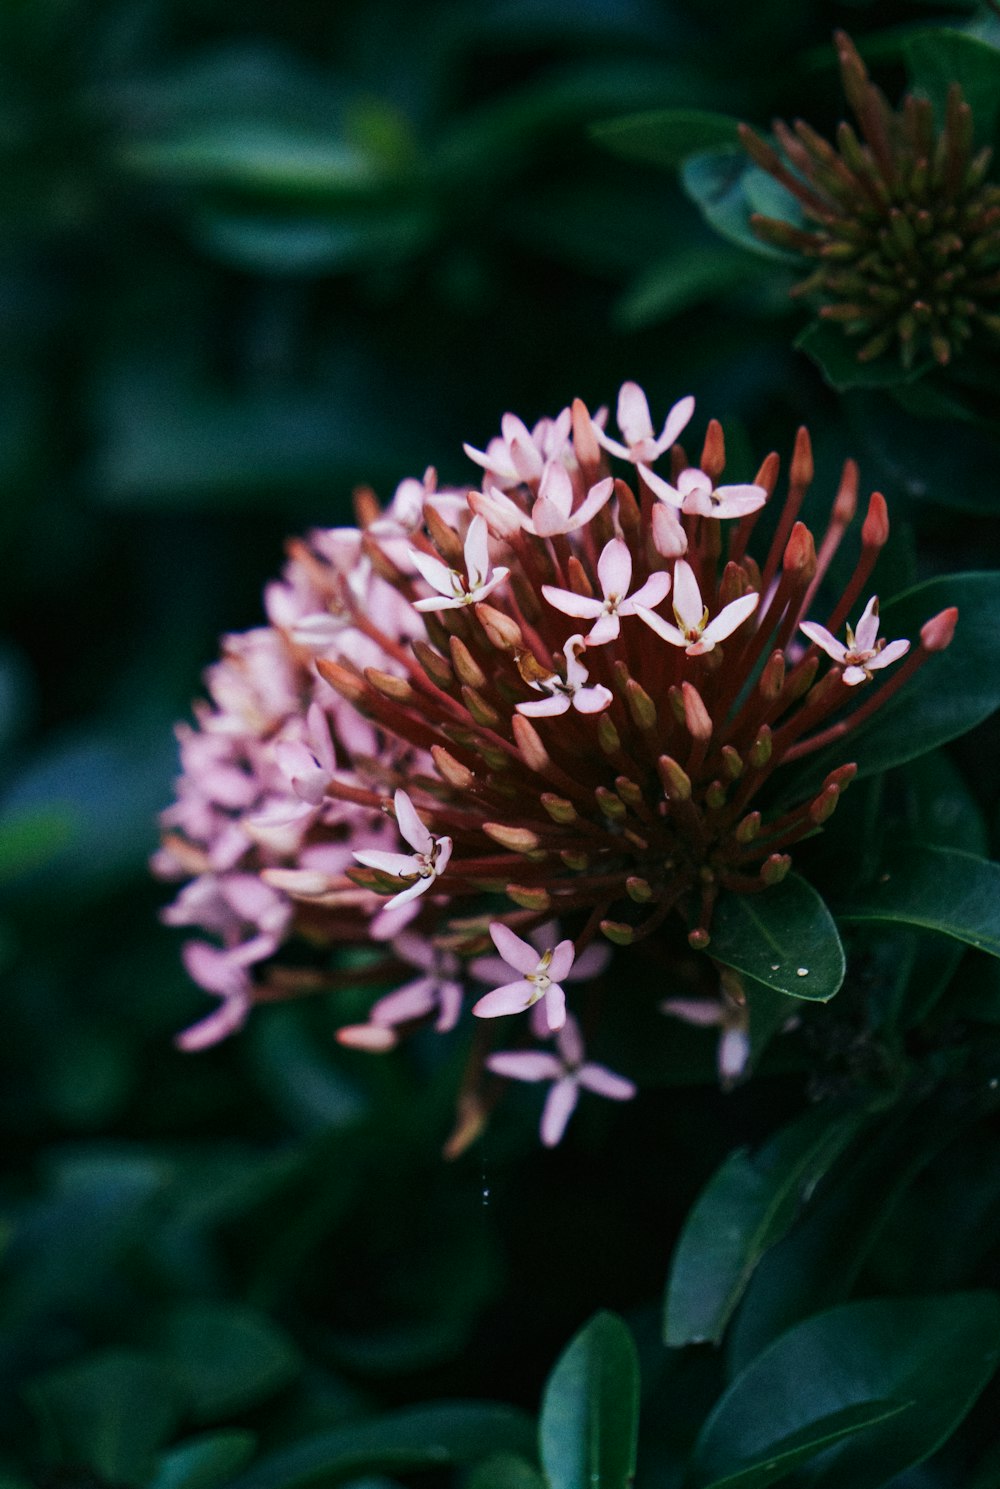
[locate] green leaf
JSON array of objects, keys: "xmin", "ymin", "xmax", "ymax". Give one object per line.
[
  {"xmin": 709, "ymin": 875, "xmax": 845, "ymax": 1002},
  {"xmin": 904, "ymin": 29, "xmax": 1000, "ymax": 146},
  {"xmin": 150, "ymin": 1432, "xmax": 258, "ymax": 1489},
  {"xmin": 0, "ymin": 805, "xmax": 77, "ymax": 882},
  {"xmin": 25, "ymin": 1351, "xmax": 183, "ymax": 1487},
  {"xmin": 795, "ymin": 322, "xmax": 932, "ymax": 392},
  {"xmin": 591, "ymin": 108, "xmax": 741, "ymax": 170},
  {"xmin": 466, "ymin": 1454, "xmax": 547, "ymax": 1489},
  {"xmin": 227, "ymin": 1405, "xmax": 537, "ymax": 1489},
  {"xmin": 681, "ymin": 150, "xmax": 798, "ymax": 262},
  {"xmin": 794, "ymin": 572, "xmax": 1000, "ymax": 788},
  {"xmin": 838, "ymin": 845, "xmax": 1000, "ymax": 958},
  {"xmin": 120, "ymin": 126, "xmax": 398, "ymax": 197},
  {"xmin": 691, "ymin": 1294, "xmax": 1000, "ymax": 1489},
  {"xmin": 664, "ymin": 1103, "xmax": 869, "ymax": 1347},
  {"xmin": 614, "ymin": 245, "xmax": 770, "ymax": 331},
  {"xmin": 156, "ymin": 1302, "xmax": 302, "ymax": 1422},
  {"xmin": 539, "ymin": 1312, "xmax": 639, "ymax": 1489}
]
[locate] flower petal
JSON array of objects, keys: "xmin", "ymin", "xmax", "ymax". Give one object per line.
[
  {"xmin": 639, "ymin": 463, "xmax": 684, "ymax": 507},
  {"xmin": 540, "ymin": 1075, "xmax": 579, "ymax": 1146},
  {"xmin": 409, "ymin": 547, "xmax": 456, "ymax": 597},
  {"xmin": 517, "ymin": 694, "xmax": 571, "ymax": 717},
  {"xmin": 572, "ymin": 685, "xmax": 613, "ymax": 714},
  {"xmin": 542, "ymin": 585, "xmax": 605, "ymax": 620},
  {"xmin": 564, "ymin": 477, "xmax": 615, "ymax": 531},
  {"xmin": 868, "ymin": 638, "xmax": 910, "ymax": 670},
  {"xmin": 548, "ymin": 939, "xmax": 576, "ymax": 982},
  {"xmin": 800, "ymin": 621, "xmax": 848, "ymax": 663},
  {"xmin": 671, "ymin": 558, "xmax": 704, "ymax": 632},
  {"xmin": 394, "ymin": 789, "xmax": 433, "ymax": 854},
  {"xmin": 597, "ymin": 538, "xmax": 632, "ymax": 600},
  {"xmin": 473, "ymin": 980, "xmax": 537, "ymax": 1018},
  {"xmin": 490, "ymin": 921, "xmax": 540, "ymax": 974},
  {"xmin": 658, "ymin": 393, "xmax": 695, "ymax": 452},
  {"xmin": 700, "ymin": 591, "xmax": 760, "ymax": 645},
  {"xmin": 635, "ymin": 606, "xmax": 686, "ymax": 648},
  {"xmin": 587, "ymin": 612, "xmax": 621, "ymax": 646},
  {"xmin": 463, "ymin": 514, "xmax": 491, "ymax": 589},
  {"xmin": 487, "ymin": 1051, "xmax": 564, "ymax": 1082},
  {"xmin": 854, "ymin": 595, "xmax": 881, "ymax": 653},
  {"xmin": 545, "ymin": 982, "xmax": 567, "ymax": 1030},
  {"xmin": 624, "ymin": 570, "xmax": 671, "ymax": 613},
  {"xmin": 577, "ymin": 1063, "xmax": 636, "ymax": 1101},
  {"xmin": 617, "ymin": 381, "xmax": 653, "ymax": 444}
]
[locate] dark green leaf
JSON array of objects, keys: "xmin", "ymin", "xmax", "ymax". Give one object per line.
[
  {"xmin": 539, "ymin": 1312, "xmax": 639, "ymax": 1489},
  {"xmin": 664, "ymin": 1103, "xmax": 869, "ymax": 1347},
  {"xmin": 120, "ymin": 127, "xmax": 398, "ymax": 197},
  {"xmin": 591, "ymin": 108, "xmax": 741, "ymax": 170},
  {"xmin": 709, "ymin": 875, "xmax": 845, "ymax": 1002},
  {"xmin": 157, "ymin": 1302, "xmax": 302, "ymax": 1422},
  {"xmin": 614, "ymin": 246, "xmax": 770, "ymax": 331},
  {"xmin": 692, "ymin": 1294, "xmax": 1000, "ymax": 1489},
  {"xmin": 466, "ymin": 1454, "xmax": 547, "ymax": 1489},
  {"xmin": 681, "ymin": 150, "xmax": 798, "ymax": 261},
  {"xmin": 795, "ymin": 322, "xmax": 932, "ymax": 392},
  {"xmin": 25, "ymin": 1351, "xmax": 183, "ymax": 1487},
  {"xmin": 151, "ymin": 1432, "xmax": 258, "ymax": 1489},
  {"xmin": 838, "ymin": 845, "xmax": 1000, "ymax": 958},
  {"xmin": 692, "ymin": 1400, "xmax": 909, "ymax": 1489},
  {"xmin": 227, "ymin": 1405, "xmax": 537, "ymax": 1489},
  {"xmin": 904, "ymin": 29, "xmax": 1000, "ymax": 145},
  {"xmin": 794, "ymin": 573, "xmax": 1000, "ymax": 789}
]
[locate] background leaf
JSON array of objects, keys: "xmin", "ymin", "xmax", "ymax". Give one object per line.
[{"xmin": 539, "ymin": 1312, "xmax": 639, "ymax": 1489}]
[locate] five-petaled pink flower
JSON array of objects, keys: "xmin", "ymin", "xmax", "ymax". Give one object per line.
[
  {"xmin": 543, "ymin": 537, "xmax": 671, "ymax": 645},
  {"xmin": 637, "ymin": 558, "xmax": 759, "ymax": 655},
  {"xmin": 516, "ymin": 634, "xmax": 613, "ymax": 719},
  {"xmin": 800, "ymin": 596, "xmax": 910, "ymax": 685},
  {"xmin": 592, "ymin": 381, "xmax": 695, "ymax": 466},
  {"xmin": 472, "ymin": 922, "xmax": 575, "ymax": 1030},
  {"xmin": 353, "ymin": 789, "xmax": 453, "ymax": 909},
  {"xmin": 411, "ymin": 515, "xmax": 509, "ymax": 611},
  {"xmin": 640, "ymin": 463, "xmax": 768, "ymax": 520},
  {"xmin": 487, "ymin": 1015, "xmax": 636, "ymax": 1146}
]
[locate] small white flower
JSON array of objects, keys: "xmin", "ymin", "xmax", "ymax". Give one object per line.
[
  {"xmin": 516, "ymin": 634, "xmax": 613, "ymax": 719},
  {"xmin": 640, "ymin": 463, "xmax": 768, "ymax": 520},
  {"xmin": 637, "ymin": 558, "xmax": 759, "ymax": 656},
  {"xmin": 542, "ymin": 538, "xmax": 671, "ymax": 646},
  {"xmin": 463, "ymin": 408, "xmax": 573, "ymax": 488},
  {"xmin": 410, "ymin": 515, "xmax": 509, "ymax": 612},
  {"xmin": 473, "ymin": 464, "xmax": 615, "ymax": 540},
  {"xmin": 487, "ymin": 1015, "xmax": 635, "ymax": 1146},
  {"xmin": 800, "ymin": 596, "xmax": 910, "ymax": 686},
  {"xmin": 592, "ymin": 382, "xmax": 694, "ymax": 466},
  {"xmin": 353, "ymin": 789, "xmax": 453, "ymax": 909}
]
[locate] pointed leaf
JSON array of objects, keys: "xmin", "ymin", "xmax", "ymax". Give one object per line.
[
  {"xmin": 664, "ymin": 1103, "xmax": 869, "ymax": 1347},
  {"xmin": 681, "ymin": 150, "xmax": 798, "ymax": 261},
  {"xmin": 539, "ymin": 1312, "xmax": 639, "ymax": 1489},
  {"xmin": 837, "ymin": 844, "xmax": 1000, "ymax": 957},
  {"xmin": 156, "ymin": 1302, "xmax": 301, "ymax": 1422},
  {"xmin": 690, "ymin": 1294, "xmax": 1000, "ymax": 1489},
  {"xmin": 150, "ymin": 1433, "xmax": 258, "ymax": 1489},
  {"xmin": 591, "ymin": 109, "xmax": 741, "ymax": 169},
  {"xmin": 709, "ymin": 874, "xmax": 845, "ymax": 1001},
  {"xmin": 795, "ymin": 322, "xmax": 931, "ymax": 391}
]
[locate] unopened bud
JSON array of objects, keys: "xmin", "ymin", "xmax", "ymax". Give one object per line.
[
  {"xmin": 366, "ymin": 667, "xmax": 415, "ymax": 703},
  {"xmin": 790, "ymin": 426, "xmax": 814, "ymax": 490},
  {"xmin": 658, "ymin": 755, "xmax": 693, "ymax": 801},
  {"xmin": 560, "ymin": 850, "xmax": 589, "ymax": 871},
  {"xmin": 450, "ymin": 635, "xmax": 486, "ymax": 690},
  {"xmin": 337, "ymin": 1023, "xmax": 398, "ymax": 1052},
  {"xmin": 598, "ymin": 714, "xmax": 621, "ymax": 755},
  {"xmin": 431, "ymin": 745, "xmax": 474, "ymax": 790},
  {"xmin": 475, "ymin": 603, "xmax": 523, "ymax": 651},
  {"xmin": 861, "ymin": 492, "xmax": 890, "ymax": 548},
  {"xmin": 352, "ymin": 484, "xmax": 381, "ymax": 528},
  {"xmin": 920, "ymin": 606, "xmax": 958, "ymax": 652},
  {"xmin": 700, "ymin": 419, "xmax": 726, "ymax": 483},
  {"xmin": 688, "ymin": 927, "xmax": 711, "ymax": 950},
  {"xmin": 760, "ymin": 853, "xmax": 791, "ymax": 886},
  {"xmin": 595, "ymin": 785, "xmax": 627, "ymax": 820},
  {"xmin": 735, "ymin": 811, "xmax": 761, "ymax": 843},
  {"xmin": 753, "ymin": 450, "xmax": 781, "ymax": 498},
  {"xmin": 541, "ymin": 793, "xmax": 577, "ymax": 824},
  {"xmin": 615, "ymin": 775, "xmax": 644, "ymax": 810},
  {"xmin": 483, "ymin": 822, "xmax": 542, "ymax": 854},
  {"xmin": 315, "ymin": 658, "xmax": 368, "ymax": 705},
  {"xmin": 809, "ymin": 784, "xmax": 842, "ymax": 824},
  {"xmin": 413, "ymin": 639, "xmax": 454, "ymax": 688},
  {"xmin": 571, "ymin": 397, "xmax": 602, "ymax": 470},
  {"xmin": 749, "ymin": 726, "xmax": 773, "ymax": 768},
  {"xmin": 601, "ymin": 919, "xmax": 636, "ymax": 946},
  {"xmin": 512, "ymin": 714, "xmax": 550, "ymax": 772},
  {"xmin": 705, "ymin": 780, "xmax": 726, "ymax": 811},
  {"xmin": 783, "ymin": 522, "xmax": 817, "ymax": 577},
  {"xmin": 462, "ymin": 686, "xmax": 501, "ymax": 729},
  {"xmin": 721, "ymin": 745, "xmax": 744, "ymax": 780},
  {"xmin": 682, "ymin": 681, "xmax": 713, "ymax": 741},
  {"xmin": 652, "ymin": 502, "xmax": 688, "ymax": 558},
  {"xmin": 833, "ymin": 459, "xmax": 859, "ymax": 524},
  {"xmin": 506, "ymin": 884, "xmax": 552, "ymax": 912},
  {"xmin": 626, "ymin": 678, "xmax": 658, "ymax": 731},
  {"xmin": 261, "ymin": 868, "xmax": 333, "ymax": 897},
  {"xmin": 823, "ymin": 763, "xmax": 857, "ymax": 792},
  {"xmin": 626, "ymin": 876, "xmax": 654, "ymax": 903},
  {"xmin": 759, "ymin": 650, "xmax": 786, "ymax": 701}
]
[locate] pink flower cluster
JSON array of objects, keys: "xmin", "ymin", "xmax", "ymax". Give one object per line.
[{"xmin": 156, "ymin": 385, "xmax": 956, "ymax": 1147}]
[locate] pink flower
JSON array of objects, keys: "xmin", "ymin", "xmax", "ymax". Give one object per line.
[
  {"xmin": 463, "ymin": 408, "xmax": 573, "ymax": 488},
  {"xmin": 660, "ymin": 995, "xmax": 756, "ymax": 1090},
  {"xmin": 411, "ymin": 515, "xmax": 509, "ymax": 611},
  {"xmin": 542, "ymin": 537, "xmax": 671, "ymax": 645},
  {"xmin": 176, "ymin": 934, "xmax": 276, "ymax": 1051},
  {"xmin": 640, "ymin": 463, "xmax": 768, "ymax": 519},
  {"xmin": 800, "ymin": 596, "xmax": 910, "ymax": 685},
  {"xmin": 487, "ymin": 1016, "xmax": 635, "ymax": 1146},
  {"xmin": 516, "ymin": 635, "xmax": 613, "ymax": 718},
  {"xmin": 472, "ymin": 922, "xmax": 576, "ymax": 1030},
  {"xmin": 474, "ymin": 464, "xmax": 614, "ymax": 539},
  {"xmin": 353, "ymin": 789, "xmax": 453, "ymax": 909},
  {"xmin": 637, "ymin": 558, "xmax": 759, "ymax": 655},
  {"xmin": 592, "ymin": 382, "xmax": 694, "ymax": 465}
]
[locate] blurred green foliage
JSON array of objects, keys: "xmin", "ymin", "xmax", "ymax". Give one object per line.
[{"xmin": 2, "ymin": 2, "xmax": 1000, "ymax": 1488}]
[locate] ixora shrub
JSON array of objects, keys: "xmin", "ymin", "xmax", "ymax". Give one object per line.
[{"xmin": 155, "ymin": 382, "xmax": 1000, "ymax": 1153}]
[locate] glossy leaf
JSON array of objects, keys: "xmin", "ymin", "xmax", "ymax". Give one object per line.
[
  {"xmin": 691, "ymin": 1294, "xmax": 1000, "ymax": 1489},
  {"xmin": 150, "ymin": 1432, "xmax": 258, "ymax": 1489},
  {"xmin": 904, "ymin": 29, "xmax": 1000, "ymax": 145},
  {"xmin": 156, "ymin": 1302, "xmax": 301, "ymax": 1422},
  {"xmin": 838, "ymin": 844, "xmax": 1000, "ymax": 957},
  {"xmin": 25, "ymin": 1351, "xmax": 182, "ymax": 1487},
  {"xmin": 227, "ymin": 1405, "xmax": 537, "ymax": 1489},
  {"xmin": 539, "ymin": 1312, "xmax": 639, "ymax": 1489},
  {"xmin": 709, "ymin": 874, "xmax": 845, "ymax": 1001},
  {"xmin": 795, "ymin": 322, "xmax": 931, "ymax": 392},
  {"xmin": 681, "ymin": 150, "xmax": 797, "ymax": 261},
  {"xmin": 664, "ymin": 1102, "xmax": 869, "ymax": 1347},
  {"xmin": 591, "ymin": 108, "xmax": 741, "ymax": 169}
]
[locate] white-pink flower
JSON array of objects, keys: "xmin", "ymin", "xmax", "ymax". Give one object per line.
[
  {"xmin": 353, "ymin": 789, "xmax": 453, "ymax": 909},
  {"xmin": 410, "ymin": 515, "xmax": 509, "ymax": 612},
  {"xmin": 176, "ymin": 933, "xmax": 276, "ymax": 1051},
  {"xmin": 516, "ymin": 634, "xmax": 613, "ymax": 719},
  {"xmin": 660, "ymin": 996, "xmax": 751, "ymax": 1090},
  {"xmin": 472, "ymin": 922, "xmax": 576, "ymax": 1030},
  {"xmin": 487, "ymin": 1015, "xmax": 635, "ymax": 1146},
  {"xmin": 637, "ymin": 558, "xmax": 759, "ymax": 656},
  {"xmin": 592, "ymin": 382, "xmax": 694, "ymax": 466},
  {"xmin": 463, "ymin": 408, "xmax": 573, "ymax": 489},
  {"xmin": 799, "ymin": 596, "xmax": 910, "ymax": 686},
  {"xmin": 542, "ymin": 538, "xmax": 671, "ymax": 646},
  {"xmin": 640, "ymin": 463, "xmax": 767, "ymax": 520},
  {"xmin": 474, "ymin": 464, "xmax": 614, "ymax": 540}
]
